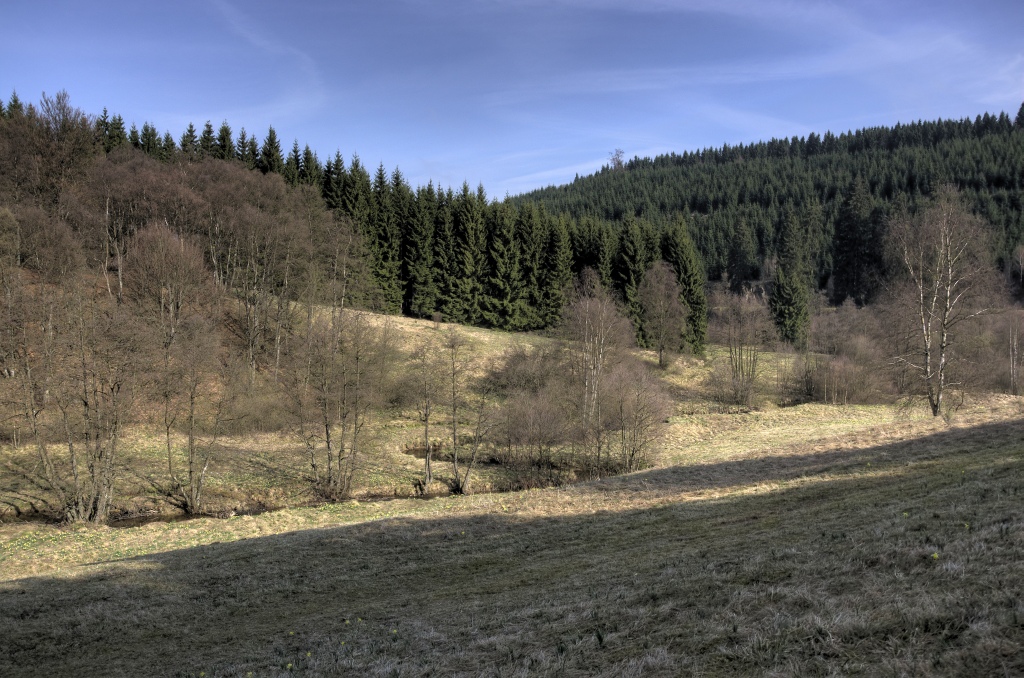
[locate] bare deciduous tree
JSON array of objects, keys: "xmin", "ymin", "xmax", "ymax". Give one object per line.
[
  {"xmin": 410, "ymin": 334, "xmax": 443, "ymax": 488},
  {"xmin": 884, "ymin": 186, "xmax": 999, "ymax": 416},
  {"xmin": 608, "ymin": 362, "xmax": 670, "ymax": 472},
  {"xmin": 560, "ymin": 271, "xmax": 635, "ymax": 476},
  {"xmin": 50, "ymin": 290, "xmax": 142, "ymax": 523},
  {"xmin": 1009, "ymin": 310, "xmax": 1023, "ymax": 396},
  {"xmin": 639, "ymin": 260, "xmax": 687, "ymax": 368},
  {"xmin": 289, "ymin": 310, "xmax": 395, "ymax": 500},
  {"xmin": 125, "ymin": 223, "xmax": 222, "ymax": 514},
  {"xmin": 709, "ymin": 289, "xmax": 775, "ymax": 407},
  {"xmin": 440, "ymin": 327, "xmax": 489, "ymax": 493}
]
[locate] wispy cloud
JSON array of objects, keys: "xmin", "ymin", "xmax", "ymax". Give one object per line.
[
  {"xmin": 209, "ymin": 0, "xmax": 328, "ymax": 121},
  {"xmin": 499, "ymin": 158, "xmax": 607, "ymax": 194}
]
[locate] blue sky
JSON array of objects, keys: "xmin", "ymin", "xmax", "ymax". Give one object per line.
[{"xmin": 2, "ymin": 1, "xmax": 1022, "ymax": 196}]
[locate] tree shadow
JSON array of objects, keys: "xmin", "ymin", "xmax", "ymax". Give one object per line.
[{"xmin": 1, "ymin": 418, "xmax": 1022, "ymax": 676}]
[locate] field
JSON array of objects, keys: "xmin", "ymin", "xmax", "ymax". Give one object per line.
[{"xmin": 1, "ymin": 318, "xmax": 1023, "ymax": 676}]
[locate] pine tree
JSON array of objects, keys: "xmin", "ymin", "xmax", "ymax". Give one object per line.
[
  {"xmin": 483, "ymin": 201, "xmax": 526, "ymax": 329},
  {"xmin": 160, "ymin": 132, "xmax": 176, "ymax": 160},
  {"xmin": 108, "ymin": 115, "xmax": 128, "ymax": 150},
  {"xmin": 1015, "ymin": 102, "xmax": 1024, "ymax": 129},
  {"xmin": 831, "ymin": 176, "xmax": 880, "ymax": 305},
  {"xmin": 726, "ymin": 219, "xmax": 759, "ymax": 291},
  {"xmin": 322, "ymin": 151, "xmax": 346, "ymax": 210},
  {"xmin": 96, "ymin": 108, "xmax": 111, "ymax": 150},
  {"xmin": 236, "ymin": 128, "xmax": 256, "ymax": 168},
  {"xmin": 342, "ymin": 154, "xmax": 372, "ymax": 228},
  {"xmin": 405, "ymin": 182, "xmax": 438, "ymax": 317},
  {"xmin": 258, "ymin": 126, "xmax": 284, "ymax": 174},
  {"xmin": 6, "ymin": 91, "xmax": 23, "ymax": 117},
  {"xmin": 140, "ymin": 122, "xmax": 160, "ymax": 156},
  {"xmin": 300, "ymin": 145, "xmax": 322, "ymax": 186},
  {"xmin": 434, "ymin": 188, "xmax": 460, "ymax": 322},
  {"xmin": 661, "ymin": 216, "xmax": 708, "ymax": 354},
  {"xmin": 368, "ymin": 163, "xmax": 402, "ymax": 312},
  {"xmin": 450, "ymin": 183, "xmax": 487, "ymax": 324},
  {"xmin": 216, "ymin": 120, "xmax": 235, "ymax": 160},
  {"xmin": 129, "ymin": 123, "xmax": 140, "ymax": 149},
  {"xmin": 179, "ymin": 122, "xmax": 199, "ymax": 160},
  {"xmin": 769, "ymin": 207, "xmax": 811, "ymax": 348},
  {"xmin": 614, "ymin": 216, "xmax": 654, "ymax": 338},
  {"xmin": 541, "ymin": 215, "xmax": 574, "ymax": 326},
  {"xmin": 199, "ymin": 121, "xmax": 216, "ymax": 157},
  {"xmin": 515, "ymin": 203, "xmax": 547, "ymax": 329},
  {"xmin": 283, "ymin": 140, "xmax": 301, "ymax": 186}
]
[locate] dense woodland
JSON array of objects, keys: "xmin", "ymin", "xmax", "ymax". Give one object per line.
[
  {"xmin": 519, "ymin": 108, "xmax": 1024, "ymax": 301},
  {"xmin": 1, "ymin": 89, "xmax": 1023, "ymax": 524}
]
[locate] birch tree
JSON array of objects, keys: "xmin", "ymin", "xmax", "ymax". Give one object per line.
[{"xmin": 884, "ymin": 187, "xmax": 998, "ymax": 416}]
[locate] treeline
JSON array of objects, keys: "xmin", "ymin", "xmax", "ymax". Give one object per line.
[
  {"xmin": 517, "ymin": 105, "xmax": 1024, "ymax": 305},
  {"xmin": 1, "ymin": 90, "xmax": 708, "ymax": 349}
]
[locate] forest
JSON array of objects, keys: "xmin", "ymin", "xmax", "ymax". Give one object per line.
[{"xmin": 1, "ymin": 90, "xmax": 1024, "ymax": 526}]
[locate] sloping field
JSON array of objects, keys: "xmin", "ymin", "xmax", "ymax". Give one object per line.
[{"xmin": 2, "ymin": 395, "xmax": 1022, "ymax": 676}]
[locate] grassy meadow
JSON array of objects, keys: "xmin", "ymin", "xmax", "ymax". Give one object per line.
[{"xmin": 2, "ymin": 316, "xmax": 1023, "ymax": 676}]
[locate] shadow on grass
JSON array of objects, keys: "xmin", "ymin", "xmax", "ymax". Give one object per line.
[{"xmin": 1, "ymin": 419, "xmax": 1023, "ymax": 677}]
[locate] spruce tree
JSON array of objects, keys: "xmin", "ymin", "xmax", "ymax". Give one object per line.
[
  {"xmin": 96, "ymin": 108, "xmax": 111, "ymax": 150},
  {"xmin": 515, "ymin": 203, "xmax": 547, "ymax": 329},
  {"xmin": 216, "ymin": 120, "xmax": 235, "ymax": 160},
  {"xmin": 322, "ymin": 151, "xmax": 346, "ymax": 210},
  {"xmin": 6, "ymin": 91, "xmax": 23, "ymax": 117},
  {"xmin": 258, "ymin": 126, "xmax": 284, "ymax": 174},
  {"xmin": 140, "ymin": 123, "xmax": 160, "ymax": 156},
  {"xmin": 160, "ymin": 132, "xmax": 176, "ymax": 160},
  {"xmin": 108, "ymin": 115, "xmax": 127, "ymax": 150},
  {"xmin": 661, "ymin": 216, "xmax": 708, "ymax": 354},
  {"xmin": 1015, "ymin": 102, "xmax": 1024, "ymax": 129},
  {"xmin": 129, "ymin": 123, "xmax": 140, "ymax": 149},
  {"xmin": 342, "ymin": 154, "xmax": 372, "ymax": 228},
  {"xmin": 831, "ymin": 176, "xmax": 880, "ymax": 305},
  {"xmin": 236, "ymin": 128, "xmax": 256, "ymax": 168},
  {"xmin": 199, "ymin": 121, "xmax": 216, "ymax": 157},
  {"xmin": 769, "ymin": 207, "xmax": 811, "ymax": 348},
  {"xmin": 244, "ymin": 136, "xmax": 259, "ymax": 170},
  {"xmin": 283, "ymin": 140, "xmax": 301, "ymax": 186},
  {"xmin": 300, "ymin": 145, "xmax": 322, "ymax": 186},
  {"xmin": 391, "ymin": 167, "xmax": 417, "ymax": 310},
  {"xmin": 483, "ymin": 201, "xmax": 526, "ymax": 329},
  {"xmin": 613, "ymin": 216, "xmax": 654, "ymax": 338},
  {"xmin": 450, "ymin": 183, "xmax": 487, "ymax": 324},
  {"xmin": 434, "ymin": 188, "xmax": 460, "ymax": 322},
  {"xmin": 368, "ymin": 163, "xmax": 402, "ymax": 312},
  {"xmin": 572, "ymin": 216, "xmax": 616, "ymax": 287},
  {"xmin": 405, "ymin": 182, "xmax": 438, "ymax": 317},
  {"xmin": 726, "ymin": 219, "xmax": 759, "ymax": 291},
  {"xmin": 541, "ymin": 215, "xmax": 574, "ymax": 326},
  {"xmin": 179, "ymin": 122, "xmax": 199, "ymax": 160}
]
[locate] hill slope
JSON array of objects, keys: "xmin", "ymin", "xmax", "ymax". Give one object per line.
[
  {"xmin": 2, "ymin": 396, "xmax": 1022, "ymax": 676},
  {"xmin": 516, "ymin": 112, "xmax": 1024, "ymax": 287}
]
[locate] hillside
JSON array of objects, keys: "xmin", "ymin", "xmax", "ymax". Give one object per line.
[
  {"xmin": 3, "ymin": 91, "xmax": 1024, "ymax": 676},
  {"xmin": 2, "ymin": 387, "xmax": 1022, "ymax": 676},
  {"xmin": 516, "ymin": 110, "xmax": 1024, "ymax": 295}
]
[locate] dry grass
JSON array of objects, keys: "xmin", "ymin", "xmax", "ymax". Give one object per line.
[
  {"xmin": 2, "ymin": 390, "xmax": 1023, "ymax": 675},
  {"xmin": 2, "ymin": 323, "xmax": 1024, "ymax": 676},
  {"xmin": 0, "ymin": 315, "xmax": 544, "ymax": 521}
]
